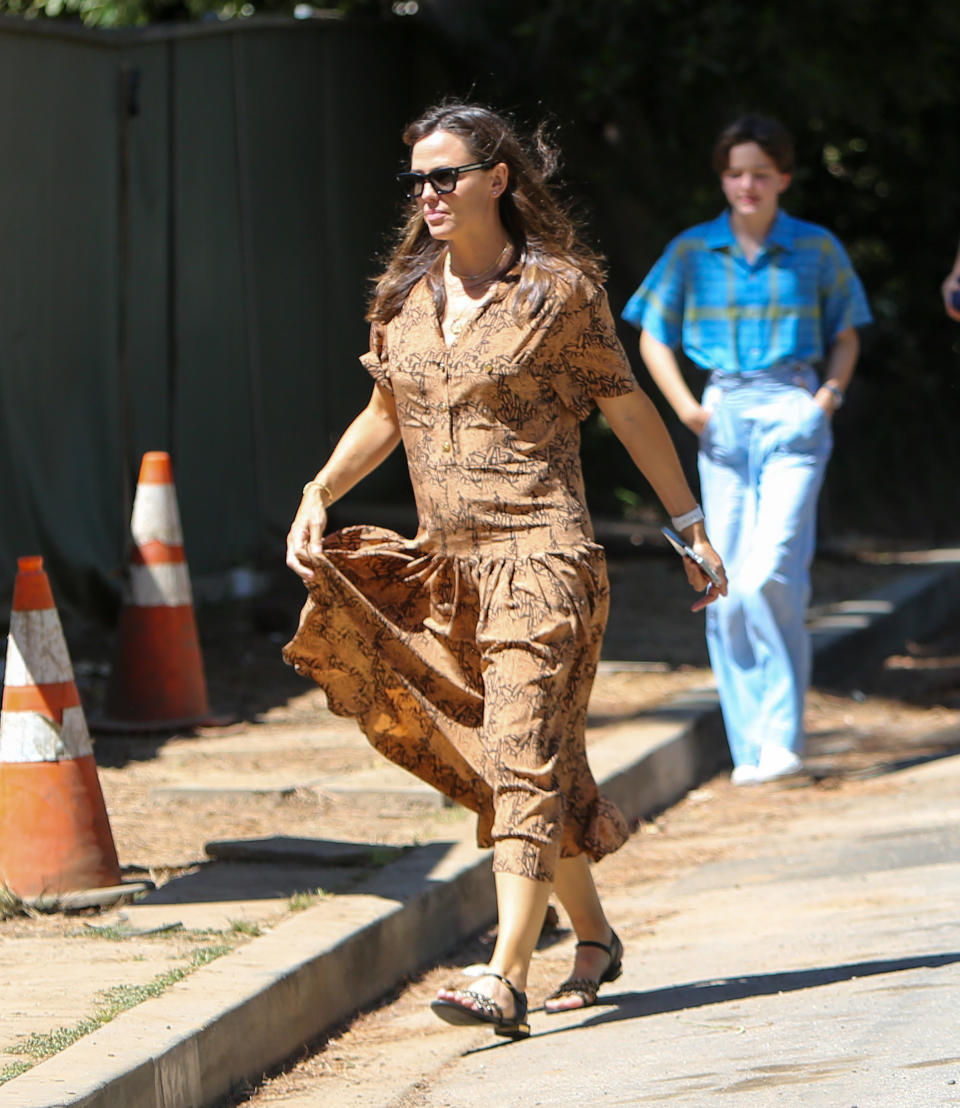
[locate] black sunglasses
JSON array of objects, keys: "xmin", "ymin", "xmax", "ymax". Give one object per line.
[{"xmin": 396, "ymin": 160, "xmax": 497, "ymax": 200}]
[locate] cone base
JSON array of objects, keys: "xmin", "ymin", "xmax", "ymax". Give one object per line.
[
  {"xmin": 103, "ymin": 605, "xmax": 212, "ymax": 727},
  {"xmin": 0, "ymin": 754, "xmax": 122, "ymax": 900},
  {"xmin": 24, "ymin": 881, "xmax": 154, "ymax": 911}
]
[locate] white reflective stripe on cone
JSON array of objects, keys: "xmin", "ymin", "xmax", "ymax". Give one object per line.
[
  {"xmin": 0, "ymin": 706, "xmax": 93, "ymax": 762},
  {"xmin": 128, "ymin": 562, "xmax": 194, "ymax": 607},
  {"xmin": 130, "ymin": 483, "xmax": 185, "ymax": 546},
  {"xmin": 5, "ymin": 610, "xmax": 75, "ymax": 686}
]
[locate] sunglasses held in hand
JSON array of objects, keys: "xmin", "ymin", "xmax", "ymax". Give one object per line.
[{"xmin": 396, "ymin": 160, "xmax": 498, "ymax": 199}]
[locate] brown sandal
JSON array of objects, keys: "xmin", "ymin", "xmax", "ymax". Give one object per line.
[
  {"xmin": 431, "ymin": 972, "xmax": 531, "ymax": 1039},
  {"xmin": 545, "ymin": 930, "xmax": 623, "ymax": 1012}
]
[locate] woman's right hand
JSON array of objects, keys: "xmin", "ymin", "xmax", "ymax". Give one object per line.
[
  {"xmin": 283, "ymin": 385, "xmax": 401, "ymax": 582},
  {"xmin": 285, "ymin": 486, "xmax": 329, "ymax": 581}
]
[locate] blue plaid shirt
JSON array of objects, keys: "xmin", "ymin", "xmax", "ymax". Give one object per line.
[{"xmin": 621, "ymin": 210, "xmax": 872, "ymax": 373}]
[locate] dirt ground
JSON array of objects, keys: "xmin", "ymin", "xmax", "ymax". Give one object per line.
[
  {"xmin": 59, "ymin": 549, "xmax": 926, "ymax": 871},
  {"xmin": 1, "ymin": 548, "xmax": 947, "ymax": 896},
  {"xmin": 2, "ymin": 547, "xmax": 959, "ymax": 1088}
]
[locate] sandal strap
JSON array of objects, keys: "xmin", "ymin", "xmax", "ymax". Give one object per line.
[
  {"xmin": 452, "ymin": 988, "xmax": 506, "ymax": 1022},
  {"xmin": 469, "ymin": 971, "xmax": 528, "ymax": 1021},
  {"xmin": 575, "ymin": 938, "xmax": 613, "ymax": 955},
  {"xmin": 546, "ymin": 976, "xmax": 599, "ymax": 1003},
  {"xmin": 546, "ymin": 931, "xmax": 623, "ymax": 1012}
]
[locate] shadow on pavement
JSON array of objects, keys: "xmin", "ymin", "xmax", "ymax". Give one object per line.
[
  {"xmin": 464, "ymin": 952, "xmax": 960, "ymax": 1053},
  {"xmin": 805, "ymin": 720, "xmax": 960, "ymax": 783},
  {"xmin": 835, "ymin": 743, "xmax": 960, "ymax": 779},
  {"xmin": 137, "ymin": 838, "xmax": 458, "ymax": 905},
  {"xmin": 580, "ymin": 951, "xmax": 960, "ymax": 1025}
]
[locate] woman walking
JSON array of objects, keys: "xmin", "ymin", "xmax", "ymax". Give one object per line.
[{"xmin": 285, "ymin": 101, "xmax": 725, "ymax": 1039}]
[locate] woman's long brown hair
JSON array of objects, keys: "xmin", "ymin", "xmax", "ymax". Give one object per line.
[{"xmin": 367, "ymin": 101, "xmax": 606, "ymax": 324}]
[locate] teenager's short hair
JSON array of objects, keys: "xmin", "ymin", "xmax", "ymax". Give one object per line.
[{"xmin": 712, "ymin": 114, "xmax": 795, "ymax": 174}]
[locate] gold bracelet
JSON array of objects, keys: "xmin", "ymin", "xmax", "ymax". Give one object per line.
[{"xmin": 302, "ymin": 479, "xmax": 334, "ymax": 507}]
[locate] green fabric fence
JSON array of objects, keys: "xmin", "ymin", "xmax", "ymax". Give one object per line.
[{"xmin": 0, "ymin": 14, "xmax": 429, "ymax": 620}]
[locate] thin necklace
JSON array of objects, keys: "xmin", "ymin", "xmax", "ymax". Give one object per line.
[{"xmin": 448, "ymin": 241, "xmax": 512, "ymax": 284}]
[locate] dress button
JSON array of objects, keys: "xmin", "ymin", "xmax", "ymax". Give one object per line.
[{"xmin": 442, "ymin": 442, "xmax": 452, "ymax": 453}]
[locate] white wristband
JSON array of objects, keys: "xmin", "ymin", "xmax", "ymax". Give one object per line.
[{"xmin": 671, "ymin": 506, "xmax": 704, "ymax": 532}]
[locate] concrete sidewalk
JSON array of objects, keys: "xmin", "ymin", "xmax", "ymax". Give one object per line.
[{"xmin": 3, "ymin": 553, "xmax": 960, "ymax": 1108}]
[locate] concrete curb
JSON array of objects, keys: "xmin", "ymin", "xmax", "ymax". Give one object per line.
[
  {"xmin": 4, "ymin": 559, "xmax": 959, "ymax": 1108},
  {"xmin": 810, "ymin": 559, "xmax": 960, "ymax": 685}
]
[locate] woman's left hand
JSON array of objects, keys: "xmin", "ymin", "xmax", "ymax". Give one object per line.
[{"xmin": 682, "ymin": 536, "xmax": 727, "ymax": 612}]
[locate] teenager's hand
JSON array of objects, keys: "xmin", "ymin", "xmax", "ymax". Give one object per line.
[
  {"xmin": 680, "ymin": 402, "xmax": 712, "ymax": 436},
  {"xmin": 813, "ymin": 387, "xmax": 840, "ymax": 418}
]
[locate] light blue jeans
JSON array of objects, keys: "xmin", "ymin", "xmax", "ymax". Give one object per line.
[{"xmin": 698, "ymin": 364, "xmax": 833, "ymax": 769}]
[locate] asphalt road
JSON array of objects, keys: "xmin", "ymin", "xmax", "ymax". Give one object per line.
[{"xmin": 236, "ymin": 736, "xmax": 960, "ymax": 1108}]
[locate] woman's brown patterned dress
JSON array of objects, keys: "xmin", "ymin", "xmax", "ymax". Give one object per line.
[{"xmin": 283, "ymin": 270, "xmax": 641, "ymax": 881}]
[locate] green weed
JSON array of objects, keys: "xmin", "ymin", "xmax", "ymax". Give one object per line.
[
  {"xmin": 228, "ymin": 919, "xmax": 261, "ymax": 938},
  {"xmin": 289, "ymin": 888, "xmax": 330, "ymax": 911},
  {"xmin": 191, "ymin": 944, "xmax": 231, "ymax": 967},
  {"xmin": 0, "ymin": 943, "xmax": 232, "ymax": 1083},
  {"xmin": 74, "ymin": 921, "xmax": 184, "ymax": 941},
  {"xmin": 0, "ymin": 886, "xmax": 41, "ymax": 921},
  {"xmin": 0, "ymin": 1062, "xmax": 32, "ymax": 1084},
  {"xmin": 16, "ymin": 1018, "xmax": 100, "ymax": 1060}
]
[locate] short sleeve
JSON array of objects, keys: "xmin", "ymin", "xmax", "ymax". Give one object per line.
[
  {"xmin": 358, "ymin": 321, "xmax": 393, "ymax": 393},
  {"xmin": 621, "ymin": 239, "xmax": 686, "ymax": 348},
  {"xmin": 819, "ymin": 234, "xmax": 873, "ymax": 342},
  {"xmin": 544, "ymin": 280, "xmax": 640, "ymax": 421}
]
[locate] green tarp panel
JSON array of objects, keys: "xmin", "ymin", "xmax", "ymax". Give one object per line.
[{"xmin": 0, "ymin": 16, "xmax": 428, "ymax": 621}]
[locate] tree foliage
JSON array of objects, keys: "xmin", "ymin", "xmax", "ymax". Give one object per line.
[
  {"xmin": 0, "ymin": 0, "xmax": 359, "ymax": 28},
  {"xmin": 6, "ymin": 0, "xmax": 958, "ymax": 536},
  {"xmin": 409, "ymin": 0, "xmax": 960, "ymax": 539}
]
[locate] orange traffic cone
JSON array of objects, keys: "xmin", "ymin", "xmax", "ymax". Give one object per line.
[
  {"xmin": 96, "ymin": 451, "xmax": 224, "ymax": 733},
  {"xmin": 95, "ymin": 451, "xmax": 220, "ymax": 733},
  {"xmin": 0, "ymin": 556, "xmax": 122, "ymax": 900}
]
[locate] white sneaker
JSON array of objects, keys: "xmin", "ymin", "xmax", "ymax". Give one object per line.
[
  {"xmin": 730, "ymin": 764, "xmax": 760, "ymax": 786},
  {"xmin": 754, "ymin": 746, "xmax": 803, "ymax": 783}
]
